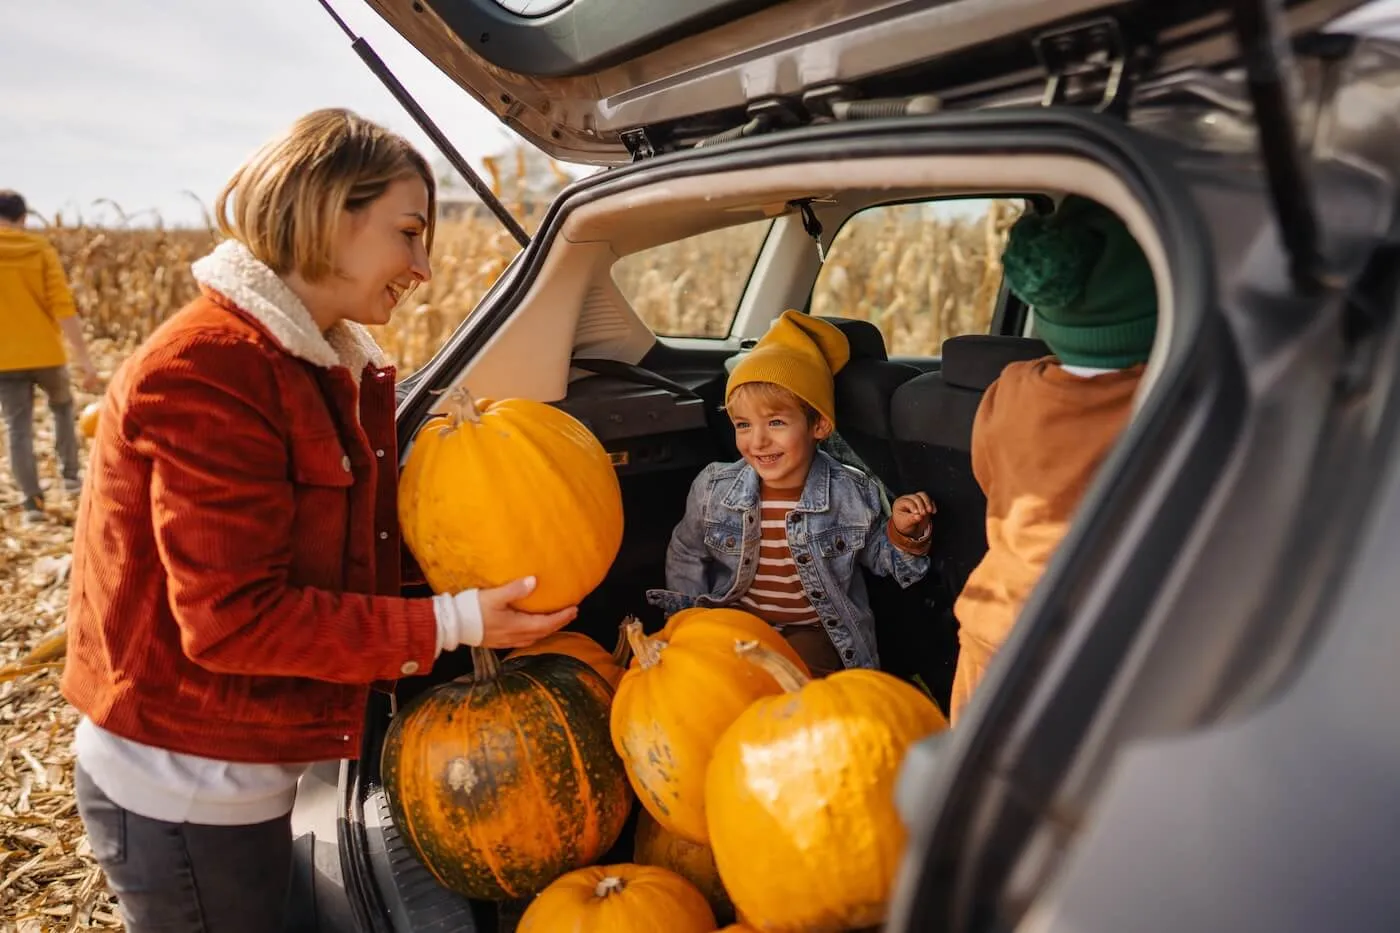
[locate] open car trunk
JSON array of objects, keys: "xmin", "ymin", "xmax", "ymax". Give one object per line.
[
  {"xmin": 335, "ymin": 104, "xmax": 1207, "ymax": 931},
  {"xmin": 300, "ymin": 3, "xmax": 1399, "ymax": 932}
]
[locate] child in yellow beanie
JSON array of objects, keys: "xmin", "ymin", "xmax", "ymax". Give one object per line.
[{"xmin": 648, "ymin": 310, "xmax": 935, "ymax": 675}]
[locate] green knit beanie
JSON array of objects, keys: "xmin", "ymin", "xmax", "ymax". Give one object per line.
[{"xmin": 1001, "ymin": 196, "xmax": 1158, "ymax": 368}]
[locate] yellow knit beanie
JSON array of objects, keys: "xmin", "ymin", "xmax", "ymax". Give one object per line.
[{"xmin": 726, "ymin": 310, "xmax": 850, "ymax": 426}]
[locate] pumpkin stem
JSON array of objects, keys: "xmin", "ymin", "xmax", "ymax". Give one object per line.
[
  {"xmin": 469, "ymin": 646, "xmax": 501, "ymax": 682},
  {"xmin": 612, "ymin": 617, "xmax": 637, "ymax": 667},
  {"xmin": 625, "ymin": 620, "xmax": 665, "ymax": 669},
  {"xmin": 734, "ymin": 639, "xmax": 810, "ymax": 693},
  {"xmin": 594, "ymin": 875, "xmax": 627, "ymax": 898},
  {"xmin": 444, "ymin": 385, "xmax": 483, "ymax": 427}
]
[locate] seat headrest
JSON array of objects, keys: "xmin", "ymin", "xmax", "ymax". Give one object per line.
[
  {"xmin": 941, "ymin": 335, "xmax": 1050, "ymax": 390},
  {"xmin": 817, "ymin": 316, "xmax": 888, "ymax": 362}
]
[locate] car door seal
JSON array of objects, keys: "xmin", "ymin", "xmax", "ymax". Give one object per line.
[{"xmin": 1228, "ymin": 0, "xmax": 1330, "ymax": 293}]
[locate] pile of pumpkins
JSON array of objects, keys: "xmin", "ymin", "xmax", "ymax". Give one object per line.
[{"xmin": 385, "ymin": 389, "xmax": 949, "ymax": 932}]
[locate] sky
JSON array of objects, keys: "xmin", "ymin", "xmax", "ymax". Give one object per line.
[
  {"xmin": 2, "ymin": 0, "xmax": 523, "ymax": 227},
  {"xmin": 4, "ymin": 0, "xmax": 1398, "ymax": 229}
]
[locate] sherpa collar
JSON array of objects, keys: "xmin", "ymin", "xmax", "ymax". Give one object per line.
[{"xmin": 191, "ymin": 239, "xmax": 389, "ymax": 381}]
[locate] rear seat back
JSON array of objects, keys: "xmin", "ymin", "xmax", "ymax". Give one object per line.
[
  {"xmin": 821, "ymin": 317, "xmax": 921, "ymax": 488},
  {"xmin": 879, "ymin": 335, "xmax": 1049, "ymax": 703},
  {"xmin": 891, "ymin": 335, "xmax": 1050, "ymax": 590}
]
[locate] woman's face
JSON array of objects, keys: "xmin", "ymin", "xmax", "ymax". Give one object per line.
[{"xmin": 323, "ymin": 175, "xmax": 433, "ymax": 328}]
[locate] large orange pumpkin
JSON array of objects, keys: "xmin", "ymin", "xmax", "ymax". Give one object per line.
[
  {"xmin": 633, "ymin": 807, "xmax": 734, "ymax": 923},
  {"xmin": 507, "ymin": 619, "xmax": 632, "ymax": 691},
  {"xmin": 78, "ymin": 401, "xmax": 101, "ymax": 439},
  {"xmin": 705, "ymin": 640, "xmax": 947, "ymax": 932},
  {"xmin": 609, "ymin": 610, "xmax": 810, "ymax": 844},
  {"xmin": 397, "ymin": 388, "xmax": 623, "ymax": 613},
  {"xmin": 517, "ymin": 864, "xmax": 716, "ymax": 933},
  {"xmin": 381, "ymin": 648, "xmax": 632, "ymax": 900}
]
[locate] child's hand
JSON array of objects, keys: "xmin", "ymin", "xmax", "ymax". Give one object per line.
[{"xmin": 892, "ymin": 492, "xmax": 935, "ymax": 539}]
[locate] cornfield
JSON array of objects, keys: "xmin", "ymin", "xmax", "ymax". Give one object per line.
[{"xmin": 45, "ymin": 198, "xmax": 1019, "ymax": 376}]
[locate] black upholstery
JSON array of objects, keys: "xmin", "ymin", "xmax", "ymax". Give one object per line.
[
  {"xmin": 880, "ymin": 335, "xmax": 1050, "ymax": 705},
  {"xmin": 820, "ymin": 317, "xmax": 920, "ymax": 487}
]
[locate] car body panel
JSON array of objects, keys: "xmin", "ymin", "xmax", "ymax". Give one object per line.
[{"xmin": 360, "ymin": 0, "xmax": 1365, "ymax": 161}]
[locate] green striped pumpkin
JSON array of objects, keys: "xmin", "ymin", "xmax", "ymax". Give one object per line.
[{"xmin": 381, "ymin": 647, "xmax": 632, "ymax": 900}]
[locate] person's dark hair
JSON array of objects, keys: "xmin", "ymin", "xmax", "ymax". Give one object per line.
[{"xmin": 0, "ymin": 190, "xmax": 27, "ymax": 223}]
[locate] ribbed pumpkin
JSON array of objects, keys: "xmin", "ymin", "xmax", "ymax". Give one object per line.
[
  {"xmin": 517, "ymin": 864, "xmax": 716, "ymax": 933},
  {"xmin": 78, "ymin": 401, "xmax": 101, "ymax": 439},
  {"xmin": 381, "ymin": 648, "xmax": 632, "ymax": 901},
  {"xmin": 507, "ymin": 620, "xmax": 632, "ymax": 691},
  {"xmin": 398, "ymin": 388, "xmax": 623, "ymax": 613},
  {"xmin": 705, "ymin": 641, "xmax": 948, "ymax": 932},
  {"xmin": 634, "ymin": 807, "xmax": 734, "ymax": 923},
  {"xmin": 609, "ymin": 610, "xmax": 810, "ymax": 844}
]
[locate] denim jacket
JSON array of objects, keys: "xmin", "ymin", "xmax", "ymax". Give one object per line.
[{"xmin": 646, "ymin": 451, "xmax": 929, "ymax": 670}]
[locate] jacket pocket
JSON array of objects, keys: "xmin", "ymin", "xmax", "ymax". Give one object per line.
[
  {"xmin": 703, "ymin": 522, "xmax": 745, "ymax": 556},
  {"xmin": 813, "ymin": 525, "xmax": 868, "ymax": 561},
  {"xmin": 288, "ymin": 432, "xmax": 354, "ymax": 589},
  {"xmin": 291, "ymin": 433, "xmax": 355, "ymax": 487}
]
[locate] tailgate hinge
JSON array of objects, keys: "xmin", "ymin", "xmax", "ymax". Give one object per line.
[{"xmin": 1033, "ymin": 17, "xmax": 1132, "ymax": 113}]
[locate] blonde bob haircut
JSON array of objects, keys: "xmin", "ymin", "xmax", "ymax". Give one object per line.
[{"xmin": 215, "ymin": 108, "xmax": 437, "ymax": 282}]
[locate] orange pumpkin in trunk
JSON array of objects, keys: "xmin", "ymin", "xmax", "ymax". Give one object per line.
[
  {"xmin": 609, "ymin": 609, "xmax": 810, "ymax": 844},
  {"xmin": 507, "ymin": 620, "xmax": 632, "ymax": 691},
  {"xmin": 517, "ymin": 864, "xmax": 716, "ymax": 933},
  {"xmin": 381, "ymin": 648, "xmax": 632, "ymax": 900},
  {"xmin": 705, "ymin": 640, "xmax": 947, "ymax": 932},
  {"xmin": 633, "ymin": 806, "xmax": 734, "ymax": 923}
]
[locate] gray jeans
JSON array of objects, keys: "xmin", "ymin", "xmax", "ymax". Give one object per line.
[
  {"xmin": 0, "ymin": 365, "xmax": 79, "ymax": 501},
  {"xmin": 74, "ymin": 765, "xmax": 293, "ymax": 933}
]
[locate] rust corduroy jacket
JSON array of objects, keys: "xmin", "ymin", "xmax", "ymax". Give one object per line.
[{"xmin": 61, "ymin": 240, "xmax": 438, "ymax": 763}]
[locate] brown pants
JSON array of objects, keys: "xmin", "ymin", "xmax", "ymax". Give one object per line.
[{"xmin": 780, "ymin": 626, "xmax": 845, "ymax": 678}]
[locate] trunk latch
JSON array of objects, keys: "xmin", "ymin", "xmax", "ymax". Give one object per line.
[
  {"xmin": 1034, "ymin": 17, "xmax": 1131, "ymax": 113},
  {"xmin": 622, "ymin": 127, "xmax": 658, "ymax": 162}
]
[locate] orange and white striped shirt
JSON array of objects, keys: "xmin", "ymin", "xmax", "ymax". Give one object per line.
[{"xmin": 739, "ymin": 484, "xmax": 821, "ymax": 627}]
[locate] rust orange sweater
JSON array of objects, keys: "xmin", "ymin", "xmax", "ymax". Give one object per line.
[{"xmin": 950, "ymin": 357, "xmax": 1144, "ymax": 722}]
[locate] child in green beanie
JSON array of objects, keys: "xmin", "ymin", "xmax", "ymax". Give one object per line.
[{"xmin": 950, "ymin": 195, "xmax": 1157, "ymax": 723}]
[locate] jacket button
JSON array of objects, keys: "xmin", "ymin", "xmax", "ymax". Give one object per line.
[
  {"xmin": 401, "ymin": 660, "xmax": 420, "ymax": 675},
  {"xmin": 812, "ymin": 590, "xmax": 824, "ymax": 600},
  {"xmin": 341, "ymin": 455, "xmax": 352, "ymax": 472},
  {"xmin": 835, "ymin": 538, "xmax": 846, "ymax": 551},
  {"xmin": 379, "ymin": 531, "xmax": 389, "ymax": 540},
  {"xmin": 724, "ymin": 537, "xmax": 736, "ymax": 548},
  {"xmin": 798, "ymin": 554, "xmax": 811, "ymax": 564},
  {"xmin": 375, "ymin": 449, "xmax": 386, "ymax": 458},
  {"xmin": 843, "ymin": 649, "xmax": 855, "ymax": 660}
]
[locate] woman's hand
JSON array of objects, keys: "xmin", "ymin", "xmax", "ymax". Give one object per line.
[
  {"xmin": 478, "ymin": 577, "xmax": 578, "ymax": 648},
  {"xmin": 433, "ymin": 577, "xmax": 578, "ymax": 655},
  {"xmin": 892, "ymin": 491, "xmax": 936, "ymax": 539}
]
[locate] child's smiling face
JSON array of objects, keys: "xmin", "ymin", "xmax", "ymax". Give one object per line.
[{"xmin": 727, "ymin": 384, "xmax": 833, "ymax": 489}]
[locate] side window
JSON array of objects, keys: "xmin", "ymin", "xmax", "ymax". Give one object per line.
[
  {"xmin": 810, "ymin": 198, "xmax": 1024, "ymax": 356},
  {"xmin": 612, "ymin": 219, "xmax": 773, "ymax": 339}
]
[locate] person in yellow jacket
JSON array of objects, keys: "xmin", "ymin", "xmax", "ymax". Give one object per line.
[{"xmin": 0, "ymin": 190, "xmax": 100, "ymax": 523}]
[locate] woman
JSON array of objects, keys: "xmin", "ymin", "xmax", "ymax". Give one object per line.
[{"xmin": 61, "ymin": 109, "xmax": 575, "ymax": 932}]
